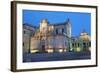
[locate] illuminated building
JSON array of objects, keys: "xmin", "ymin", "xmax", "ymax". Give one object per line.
[
  {"xmin": 71, "ymin": 31, "xmax": 91, "ymax": 52},
  {"xmin": 23, "ymin": 24, "xmax": 37, "ymax": 53},
  {"xmin": 30, "ymin": 19, "xmax": 71, "ymax": 53},
  {"xmin": 23, "ymin": 19, "xmax": 91, "ymax": 53}
]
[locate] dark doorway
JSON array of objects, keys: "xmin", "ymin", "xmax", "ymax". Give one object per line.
[{"xmin": 42, "ymin": 45, "xmax": 45, "ymax": 52}]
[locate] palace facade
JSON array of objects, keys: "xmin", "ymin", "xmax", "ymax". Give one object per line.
[{"xmin": 23, "ymin": 19, "xmax": 91, "ymax": 53}]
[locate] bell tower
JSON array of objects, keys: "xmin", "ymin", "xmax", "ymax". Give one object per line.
[
  {"xmin": 66, "ymin": 19, "xmax": 72, "ymax": 51},
  {"xmin": 40, "ymin": 19, "xmax": 48, "ymax": 33},
  {"xmin": 39, "ymin": 19, "xmax": 48, "ymax": 52},
  {"xmin": 66, "ymin": 19, "xmax": 71, "ymax": 38}
]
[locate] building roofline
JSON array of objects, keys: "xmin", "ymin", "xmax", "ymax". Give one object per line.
[
  {"xmin": 49, "ymin": 22, "xmax": 68, "ymax": 26},
  {"xmin": 23, "ymin": 23, "xmax": 39, "ymax": 28},
  {"xmin": 48, "ymin": 19, "xmax": 71, "ymax": 26}
]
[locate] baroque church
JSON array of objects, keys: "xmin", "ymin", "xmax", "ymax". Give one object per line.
[{"xmin": 23, "ymin": 19, "xmax": 91, "ymax": 53}]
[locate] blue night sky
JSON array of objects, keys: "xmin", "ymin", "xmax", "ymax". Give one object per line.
[{"xmin": 23, "ymin": 10, "xmax": 91, "ymax": 36}]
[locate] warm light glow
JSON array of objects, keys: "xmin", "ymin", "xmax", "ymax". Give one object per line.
[
  {"xmin": 40, "ymin": 19, "xmax": 48, "ymax": 32},
  {"xmin": 64, "ymin": 49, "xmax": 67, "ymax": 52},
  {"xmin": 70, "ymin": 48, "xmax": 73, "ymax": 51},
  {"xmin": 46, "ymin": 49, "xmax": 53, "ymax": 53},
  {"xmin": 76, "ymin": 47, "xmax": 81, "ymax": 52},
  {"xmin": 31, "ymin": 49, "xmax": 38, "ymax": 53},
  {"xmin": 59, "ymin": 49, "xmax": 63, "ymax": 53},
  {"xmin": 49, "ymin": 26, "xmax": 54, "ymax": 31},
  {"xmin": 51, "ymin": 26, "xmax": 54, "ymax": 29},
  {"xmin": 80, "ymin": 32, "xmax": 90, "ymax": 41},
  {"xmin": 89, "ymin": 47, "xmax": 91, "ymax": 51}
]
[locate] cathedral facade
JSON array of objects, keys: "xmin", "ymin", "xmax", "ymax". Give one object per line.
[
  {"xmin": 30, "ymin": 19, "xmax": 71, "ymax": 53},
  {"xmin": 23, "ymin": 19, "xmax": 91, "ymax": 53}
]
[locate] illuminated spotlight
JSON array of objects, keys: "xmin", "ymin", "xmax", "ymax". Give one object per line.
[
  {"xmin": 47, "ymin": 49, "xmax": 53, "ymax": 53},
  {"xmin": 76, "ymin": 47, "xmax": 81, "ymax": 52},
  {"xmin": 70, "ymin": 48, "xmax": 73, "ymax": 51},
  {"xmin": 59, "ymin": 49, "xmax": 63, "ymax": 53},
  {"xmin": 64, "ymin": 49, "xmax": 66, "ymax": 52},
  {"xmin": 89, "ymin": 47, "xmax": 91, "ymax": 51},
  {"xmin": 31, "ymin": 49, "xmax": 38, "ymax": 53}
]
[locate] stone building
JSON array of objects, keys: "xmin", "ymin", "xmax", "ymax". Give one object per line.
[
  {"xmin": 23, "ymin": 24, "xmax": 37, "ymax": 53},
  {"xmin": 71, "ymin": 31, "xmax": 91, "ymax": 52},
  {"xmin": 30, "ymin": 19, "xmax": 71, "ymax": 53},
  {"xmin": 23, "ymin": 19, "xmax": 91, "ymax": 53}
]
